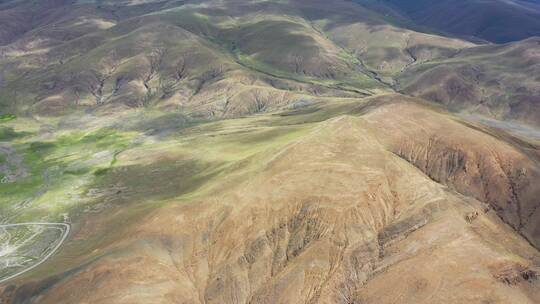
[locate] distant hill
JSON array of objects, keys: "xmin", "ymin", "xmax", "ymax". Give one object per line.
[
  {"xmin": 0, "ymin": 0, "xmax": 474, "ymax": 118},
  {"xmin": 357, "ymin": 0, "xmax": 540, "ymax": 43},
  {"xmin": 398, "ymin": 37, "xmax": 540, "ymax": 126}
]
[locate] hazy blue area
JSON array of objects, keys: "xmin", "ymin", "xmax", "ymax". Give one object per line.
[{"xmin": 356, "ymin": 0, "xmax": 540, "ymax": 43}]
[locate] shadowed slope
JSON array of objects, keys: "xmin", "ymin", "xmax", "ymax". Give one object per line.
[
  {"xmin": 356, "ymin": 0, "xmax": 540, "ymax": 43},
  {"xmin": 397, "ymin": 38, "xmax": 540, "ymax": 127}
]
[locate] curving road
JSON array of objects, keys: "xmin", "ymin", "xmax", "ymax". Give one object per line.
[{"xmin": 0, "ymin": 222, "xmax": 70, "ymax": 284}]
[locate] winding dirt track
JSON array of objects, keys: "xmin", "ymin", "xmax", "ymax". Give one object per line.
[{"xmin": 0, "ymin": 223, "xmax": 70, "ymax": 284}]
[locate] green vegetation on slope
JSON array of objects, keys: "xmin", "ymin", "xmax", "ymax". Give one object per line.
[{"xmin": 0, "ymin": 114, "xmax": 16, "ymax": 122}]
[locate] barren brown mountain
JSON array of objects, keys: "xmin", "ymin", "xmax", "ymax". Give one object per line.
[{"xmin": 0, "ymin": 1, "xmax": 539, "ymax": 303}]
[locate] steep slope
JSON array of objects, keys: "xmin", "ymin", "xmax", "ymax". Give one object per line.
[
  {"xmin": 0, "ymin": 0, "xmax": 391, "ymax": 117},
  {"xmin": 322, "ymin": 16, "xmax": 474, "ymax": 82},
  {"xmin": 397, "ymin": 38, "xmax": 540, "ymax": 127},
  {"xmin": 364, "ymin": 95, "xmax": 540, "ymax": 249},
  {"xmin": 0, "ymin": 0, "xmax": 480, "ymax": 117},
  {"xmin": 1, "ymin": 0, "xmax": 538, "ymax": 124},
  {"xmin": 265, "ymin": 0, "xmax": 477, "ymax": 83}
]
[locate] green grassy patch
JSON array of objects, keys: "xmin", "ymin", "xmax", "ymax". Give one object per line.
[
  {"xmin": 0, "ymin": 114, "xmax": 16, "ymax": 122},
  {"xmin": 0, "ymin": 127, "xmax": 138, "ymax": 222}
]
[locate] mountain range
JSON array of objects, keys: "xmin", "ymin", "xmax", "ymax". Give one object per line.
[{"xmin": 0, "ymin": 1, "xmax": 539, "ymax": 303}]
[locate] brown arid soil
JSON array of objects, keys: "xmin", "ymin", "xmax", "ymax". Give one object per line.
[{"xmin": 1, "ymin": 95, "xmax": 539, "ymax": 304}]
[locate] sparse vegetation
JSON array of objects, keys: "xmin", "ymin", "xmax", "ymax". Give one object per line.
[
  {"xmin": 0, "ymin": 1, "xmax": 539, "ymax": 303},
  {"xmin": 0, "ymin": 114, "xmax": 16, "ymax": 122},
  {"xmin": 0, "ymin": 126, "xmax": 27, "ymax": 141}
]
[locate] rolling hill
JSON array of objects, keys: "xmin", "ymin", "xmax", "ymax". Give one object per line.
[
  {"xmin": 397, "ymin": 37, "xmax": 540, "ymax": 126},
  {"xmin": 0, "ymin": 1, "xmax": 539, "ymax": 303}
]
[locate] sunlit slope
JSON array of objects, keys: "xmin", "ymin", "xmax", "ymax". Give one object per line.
[
  {"xmin": 0, "ymin": 0, "xmax": 399, "ymax": 117},
  {"xmin": 1, "ymin": 95, "xmax": 539, "ymax": 303},
  {"xmin": 1, "ymin": 0, "xmax": 539, "ymax": 125},
  {"xmin": 0, "ymin": 0, "xmax": 483, "ymax": 117}
]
